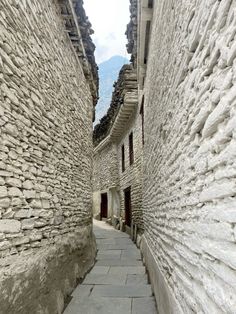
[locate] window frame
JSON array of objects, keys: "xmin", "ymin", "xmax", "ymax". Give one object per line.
[
  {"xmin": 148, "ymin": 0, "xmax": 153, "ymax": 8},
  {"xmin": 129, "ymin": 132, "xmax": 134, "ymax": 166},
  {"xmin": 122, "ymin": 144, "xmax": 125, "ymax": 172},
  {"xmin": 140, "ymin": 97, "xmax": 145, "ymax": 146}
]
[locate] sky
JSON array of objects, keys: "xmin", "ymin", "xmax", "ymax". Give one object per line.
[{"xmin": 83, "ymin": 0, "xmax": 130, "ymax": 64}]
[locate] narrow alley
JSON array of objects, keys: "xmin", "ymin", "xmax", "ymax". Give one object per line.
[
  {"xmin": 1, "ymin": 0, "xmax": 236, "ymax": 313},
  {"xmin": 64, "ymin": 220, "xmax": 157, "ymax": 314}
]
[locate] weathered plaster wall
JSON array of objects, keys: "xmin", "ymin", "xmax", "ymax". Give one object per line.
[
  {"xmin": 0, "ymin": 225, "xmax": 96, "ymax": 314},
  {"xmin": 0, "ymin": 0, "xmax": 96, "ymax": 312},
  {"xmin": 143, "ymin": 0, "xmax": 236, "ymax": 313}
]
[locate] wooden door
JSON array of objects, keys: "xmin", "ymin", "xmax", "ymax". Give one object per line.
[
  {"xmin": 124, "ymin": 187, "xmax": 132, "ymax": 227},
  {"xmin": 100, "ymin": 193, "xmax": 108, "ymax": 219}
]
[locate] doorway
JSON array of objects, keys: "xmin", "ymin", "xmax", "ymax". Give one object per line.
[
  {"xmin": 124, "ymin": 187, "xmax": 132, "ymax": 227},
  {"xmin": 100, "ymin": 193, "xmax": 108, "ymax": 219}
]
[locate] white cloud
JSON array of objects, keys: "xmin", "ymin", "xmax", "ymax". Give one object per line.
[{"xmin": 83, "ymin": 0, "xmax": 130, "ymax": 63}]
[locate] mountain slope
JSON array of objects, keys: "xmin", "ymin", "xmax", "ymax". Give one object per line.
[{"xmin": 95, "ymin": 55, "xmax": 129, "ymax": 124}]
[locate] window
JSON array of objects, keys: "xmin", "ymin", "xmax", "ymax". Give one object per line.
[
  {"xmin": 144, "ymin": 21, "xmax": 151, "ymax": 64},
  {"xmin": 124, "ymin": 187, "xmax": 132, "ymax": 227},
  {"xmin": 122, "ymin": 145, "xmax": 125, "ymax": 172},
  {"xmin": 129, "ymin": 132, "xmax": 134, "ymax": 165},
  {"xmin": 148, "ymin": 0, "xmax": 153, "ymax": 8},
  {"xmin": 140, "ymin": 97, "xmax": 145, "ymax": 145},
  {"xmin": 100, "ymin": 193, "xmax": 108, "ymax": 219}
]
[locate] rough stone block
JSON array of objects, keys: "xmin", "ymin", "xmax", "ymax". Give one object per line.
[
  {"xmin": 5, "ymin": 177, "xmax": 22, "ymax": 188},
  {"xmin": 21, "ymin": 218, "xmax": 35, "ymax": 230},
  {"xmin": 0, "ymin": 219, "xmax": 21, "ymax": 233},
  {"xmin": 0, "ymin": 186, "xmax": 8, "ymax": 198},
  {"xmin": 8, "ymin": 187, "xmax": 23, "ymax": 197},
  {"xmin": 0, "ymin": 240, "xmax": 11, "ymax": 251},
  {"xmin": 0, "ymin": 197, "xmax": 11, "ymax": 209},
  {"xmin": 14, "ymin": 209, "xmax": 32, "ymax": 219},
  {"xmin": 22, "ymin": 180, "xmax": 34, "ymax": 190},
  {"xmin": 23, "ymin": 190, "xmax": 36, "ymax": 199}
]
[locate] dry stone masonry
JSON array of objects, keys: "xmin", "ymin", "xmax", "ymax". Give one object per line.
[
  {"xmin": 93, "ymin": 63, "xmax": 144, "ymax": 233},
  {"xmin": 0, "ymin": 0, "xmax": 97, "ymax": 313},
  {"xmin": 92, "ymin": 0, "xmax": 236, "ymax": 313},
  {"xmin": 142, "ymin": 0, "xmax": 236, "ymax": 313},
  {"xmin": 2, "ymin": 0, "xmax": 236, "ymax": 313}
]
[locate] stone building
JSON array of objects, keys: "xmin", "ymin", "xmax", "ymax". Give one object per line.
[
  {"xmin": 141, "ymin": 0, "xmax": 236, "ymax": 313},
  {"xmin": 93, "ymin": 62, "xmax": 144, "ymax": 236},
  {"xmin": 93, "ymin": 0, "xmax": 236, "ymax": 313},
  {"xmin": 0, "ymin": 0, "xmax": 98, "ymax": 313},
  {"xmin": 92, "ymin": 0, "xmax": 151, "ymax": 236},
  {"xmin": 1, "ymin": 0, "xmax": 236, "ymax": 313}
]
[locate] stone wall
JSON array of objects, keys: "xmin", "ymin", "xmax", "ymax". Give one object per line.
[
  {"xmin": 92, "ymin": 64, "xmax": 143, "ymax": 231},
  {"xmin": 0, "ymin": 0, "xmax": 96, "ymax": 312},
  {"xmin": 142, "ymin": 0, "xmax": 236, "ymax": 313},
  {"xmin": 92, "ymin": 142, "xmax": 119, "ymax": 219},
  {"xmin": 117, "ymin": 107, "xmax": 143, "ymax": 231},
  {"xmin": 93, "ymin": 143, "xmax": 119, "ymax": 193}
]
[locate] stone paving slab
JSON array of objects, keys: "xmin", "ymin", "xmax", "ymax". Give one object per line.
[
  {"xmin": 96, "ymin": 234, "xmax": 129, "ymax": 240},
  {"xmin": 95, "ymin": 232, "xmax": 129, "ymax": 239},
  {"xmin": 121, "ymin": 250, "xmax": 141, "ymax": 260},
  {"xmin": 97, "ymin": 249, "xmax": 122, "ymax": 255},
  {"xmin": 83, "ymin": 273, "xmax": 127, "ymax": 285},
  {"xmin": 97, "ymin": 244, "xmax": 135, "ymax": 250},
  {"xmin": 89, "ymin": 266, "xmax": 110, "ymax": 275},
  {"xmin": 64, "ymin": 220, "xmax": 157, "ymax": 314},
  {"xmin": 64, "ymin": 297, "xmax": 132, "ymax": 314},
  {"xmin": 96, "ymin": 254, "xmax": 121, "ymax": 260},
  {"xmin": 96, "ymin": 238, "xmax": 116, "ymax": 245},
  {"xmin": 97, "ymin": 250, "xmax": 122, "ymax": 256},
  {"xmin": 109, "ymin": 266, "xmax": 146, "ymax": 275},
  {"xmin": 126, "ymin": 274, "xmax": 148, "ymax": 285},
  {"xmin": 114, "ymin": 238, "xmax": 134, "ymax": 244},
  {"xmin": 91, "ymin": 284, "xmax": 153, "ymax": 298},
  {"xmin": 122, "ymin": 246, "xmax": 140, "ymax": 252},
  {"xmin": 96, "ymin": 249, "xmax": 121, "ymax": 260},
  {"xmin": 96, "ymin": 259, "xmax": 143, "ymax": 266},
  {"xmin": 96, "ymin": 239, "xmax": 134, "ymax": 247},
  {"xmin": 132, "ymin": 297, "xmax": 157, "ymax": 314},
  {"xmin": 72, "ymin": 285, "xmax": 94, "ymax": 298}
]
